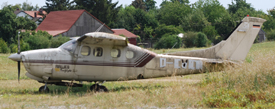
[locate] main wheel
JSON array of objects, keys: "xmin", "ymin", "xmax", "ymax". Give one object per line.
[
  {"xmin": 90, "ymin": 84, "xmax": 108, "ymax": 92},
  {"xmin": 99, "ymin": 85, "xmax": 108, "ymax": 92},
  {"xmin": 39, "ymin": 85, "xmax": 49, "ymax": 93},
  {"xmin": 90, "ymin": 84, "xmax": 99, "ymax": 92}
]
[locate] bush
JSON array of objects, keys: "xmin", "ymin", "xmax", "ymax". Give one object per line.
[
  {"xmin": 50, "ymin": 35, "xmax": 70, "ymax": 48},
  {"xmin": 0, "ymin": 38, "xmax": 10, "ymax": 53},
  {"xmin": 154, "ymin": 24, "xmax": 184, "ymax": 39},
  {"xmin": 266, "ymin": 29, "xmax": 275, "ymax": 41},
  {"xmin": 9, "ymin": 40, "xmax": 30, "ymax": 53},
  {"xmin": 23, "ymin": 31, "xmax": 52, "ymax": 50},
  {"xmin": 154, "ymin": 34, "xmax": 182, "ymax": 49},
  {"xmin": 9, "ymin": 43, "xmax": 18, "ymax": 53},
  {"xmin": 196, "ymin": 32, "xmax": 211, "ymax": 47},
  {"xmin": 182, "ymin": 32, "xmax": 211, "ymax": 48}
]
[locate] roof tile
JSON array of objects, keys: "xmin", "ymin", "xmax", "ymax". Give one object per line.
[
  {"xmin": 112, "ymin": 29, "xmax": 138, "ymax": 38},
  {"xmin": 37, "ymin": 10, "xmax": 113, "ymax": 36}
]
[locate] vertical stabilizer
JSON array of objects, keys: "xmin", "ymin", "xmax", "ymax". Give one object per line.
[
  {"xmin": 216, "ymin": 17, "xmax": 266, "ymax": 61},
  {"xmin": 168, "ymin": 17, "xmax": 266, "ymax": 61}
]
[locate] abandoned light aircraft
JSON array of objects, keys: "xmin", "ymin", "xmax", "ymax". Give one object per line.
[{"xmin": 8, "ymin": 16, "xmax": 266, "ymax": 92}]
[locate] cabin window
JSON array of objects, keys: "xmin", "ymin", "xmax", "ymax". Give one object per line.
[
  {"xmin": 93, "ymin": 47, "xmax": 103, "ymax": 57},
  {"xmin": 81, "ymin": 46, "xmax": 91, "ymax": 56},
  {"xmin": 126, "ymin": 51, "xmax": 134, "ymax": 59},
  {"xmin": 111, "ymin": 49, "xmax": 121, "ymax": 58}
]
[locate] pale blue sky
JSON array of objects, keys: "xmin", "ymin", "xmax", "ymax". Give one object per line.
[{"xmin": 1, "ymin": 0, "xmax": 274, "ymax": 13}]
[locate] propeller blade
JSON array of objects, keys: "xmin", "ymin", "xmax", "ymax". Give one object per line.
[
  {"xmin": 18, "ymin": 31, "xmax": 20, "ymax": 54},
  {"xmin": 18, "ymin": 61, "xmax": 20, "ymax": 83}
]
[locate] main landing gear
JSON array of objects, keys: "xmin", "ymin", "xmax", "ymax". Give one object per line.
[
  {"xmin": 90, "ymin": 83, "xmax": 108, "ymax": 92},
  {"xmin": 38, "ymin": 81, "xmax": 109, "ymax": 93}
]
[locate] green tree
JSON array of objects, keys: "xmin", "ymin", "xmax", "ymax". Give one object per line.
[
  {"xmin": 171, "ymin": 0, "xmax": 190, "ymax": 4},
  {"xmin": 114, "ymin": 6, "xmax": 158, "ymax": 40},
  {"xmin": 144, "ymin": 0, "xmax": 156, "ymax": 11},
  {"xmin": 43, "ymin": 0, "xmax": 73, "ymax": 13},
  {"xmin": 213, "ymin": 12, "xmax": 236, "ymax": 41},
  {"xmin": 132, "ymin": 9, "xmax": 158, "ymax": 39},
  {"xmin": 22, "ymin": 1, "xmax": 40, "ymax": 11},
  {"xmin": 131, "ymin": 0, "xmax": 146, "ymax": 11},
  {"xmin": 114, "ymin": 6, "xmax": 137, "ymax": 31},
  {"xmin": 263, "ymin": 8, "xmax": 275, "ymax": 31},
  {"xmin": 228, "ymin": 0, "xmax": 254, "ymax": 14},
  {"xmin": 181, "ymin": 9, "xmax": 209, "ymax": 32},
  {"xmin": 0, "ymin": 6, "xmax": 36, "ymax": 43},
  {"xmin": 202, "ymin": 25, "xmax": 217, "ymax": 41},
  {"xmin": 158, "ymin": 1, "xmax": 191, "ymax": 26},
  {"xmin": 194, "ymin": 0, "xmax": 227, "ymax": 23},
  {"xmin": 74, "ymin": 0, "xmax": 122, "ymax": 28}
]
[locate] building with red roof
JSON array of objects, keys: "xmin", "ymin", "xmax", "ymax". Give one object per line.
[
  {"xmin": 36, "ymin": 10, "xmax": 113, "ymax": 37},
  {"xmin": 14, "ymin": 9, "xmax": 47, "ymax": 25},
  {"xmin": 112, "ymin": 29, "xmax": 138, "ymax": 45}
]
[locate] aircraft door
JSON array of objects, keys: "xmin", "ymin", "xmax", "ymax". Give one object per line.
[{"xmin": 74, "ymin": 45, "xmax": 104, "ymax": 81}]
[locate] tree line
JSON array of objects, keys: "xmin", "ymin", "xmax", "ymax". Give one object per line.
[{"xmin": 1, "ymin": 0, "xmax": 275, "ymax": 53}]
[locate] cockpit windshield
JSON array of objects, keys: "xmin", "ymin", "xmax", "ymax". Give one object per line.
[{"xmin": 59, "ymin": 40, "xmax": 77, "ymax": 52}]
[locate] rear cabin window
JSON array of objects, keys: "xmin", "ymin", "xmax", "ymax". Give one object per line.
[
  {"xmin": 81, "ymin": 46, "xmax": 91, "ymax": 56},
  {"xmin": 111, "ymin": 49, "xmax": 121, "ymax": 58},
  {"xmin": 93, "ymin": 47, "xmax": 103, "ymax": 57},
  {"xmin": 126, "ymin": 51, "xmax": 134, "ymax": 59}
]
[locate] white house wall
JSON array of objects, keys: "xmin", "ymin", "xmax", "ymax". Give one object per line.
[{"xmin": 16, "ymin": 12, "xmax": 33, "ymax": 19}]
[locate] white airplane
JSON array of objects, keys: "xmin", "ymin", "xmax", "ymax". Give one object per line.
[{"xmin": 8, "ymin": 17, "xmax": 266, "ymax": 92}]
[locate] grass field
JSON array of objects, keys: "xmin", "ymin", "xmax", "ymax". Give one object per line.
[{"xmin": 0, "ymin": 41, "xmax": 274, "ymax": 108}]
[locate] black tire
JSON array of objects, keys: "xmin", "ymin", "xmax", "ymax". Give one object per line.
[
  {"xmin": 90, "ymin": 84, "xmax": 99, "ymax": 92},
  {"xmin": 99, "ymin": 85, "xmax": 108, "ymax": 92},
  {"xmin": 39, "ymin": 85, "xmax": 49, "ymax": 93},
  {"xmin": 90, "ymin": 84, "xmax": 108, "ymax": 92}
]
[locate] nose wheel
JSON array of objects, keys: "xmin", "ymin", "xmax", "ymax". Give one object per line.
[
  {"xmin": 39, "ymin": 85, "xmax": 49, "ymax": 93},
  {"xmin": 90, "ymin": 84, "xmax": 108, "ymax": 92}
]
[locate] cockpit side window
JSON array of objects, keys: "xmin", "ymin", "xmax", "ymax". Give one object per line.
[
  {"xmin": 93, "ymin": 47, "xmax": 103, "ymax": 57},
  {"xmin": 59, "ymin": 40, "xmax": 77, "ymax": 53},
  {"xmin": 81, "ymin": 46, "xmax": 91, "ymax": 56}
]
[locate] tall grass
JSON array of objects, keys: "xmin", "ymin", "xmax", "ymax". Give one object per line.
[
  {"xmin": 0, "ymin": 54, "xmax": 28, "ymax": 80},
  {"xmin": 200, "ymin": 41, "xmax": 275, "ymax": 108}
]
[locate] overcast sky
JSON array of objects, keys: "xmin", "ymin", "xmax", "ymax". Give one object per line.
[{"xmin": 1, "ymin": 0, "xmax": 274, "ymax": 13}]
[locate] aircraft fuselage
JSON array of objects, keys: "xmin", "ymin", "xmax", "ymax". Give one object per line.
[{"xmin": 19, "ymin": 40, "xmax": 209, "ymax": 82}]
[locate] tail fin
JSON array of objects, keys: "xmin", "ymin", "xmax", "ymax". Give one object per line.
[{"xmin": 168, "ymin": 17, "xmax": 266, "ymax": 61}]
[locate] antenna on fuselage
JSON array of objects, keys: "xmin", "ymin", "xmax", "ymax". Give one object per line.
[
  {"xmin": 95, "ymin": 23, "xmax": 105, "ymax": 32},
  {"xmin": 165, "ymin": 42, "xmax": 178, "ymax": 55}
]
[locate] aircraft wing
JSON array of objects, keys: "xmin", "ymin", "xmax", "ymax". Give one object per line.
[{"xmin": 77, "ymin": 32, "xmax": 128, "ymax": 46}]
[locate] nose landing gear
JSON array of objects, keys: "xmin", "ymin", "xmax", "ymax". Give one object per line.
[{"xmin": 39, "ymin": 83, "xmax": 49, "ymax": 93}]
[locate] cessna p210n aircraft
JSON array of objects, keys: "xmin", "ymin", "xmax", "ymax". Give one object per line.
[{"xmin": 8, "ymin": 17, "xmax": 266, "ymax": 92}]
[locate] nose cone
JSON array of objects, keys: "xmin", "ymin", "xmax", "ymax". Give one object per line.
[{"xmin": 8, "ymin": 53, "xmax": 22, "ymax": 61}]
